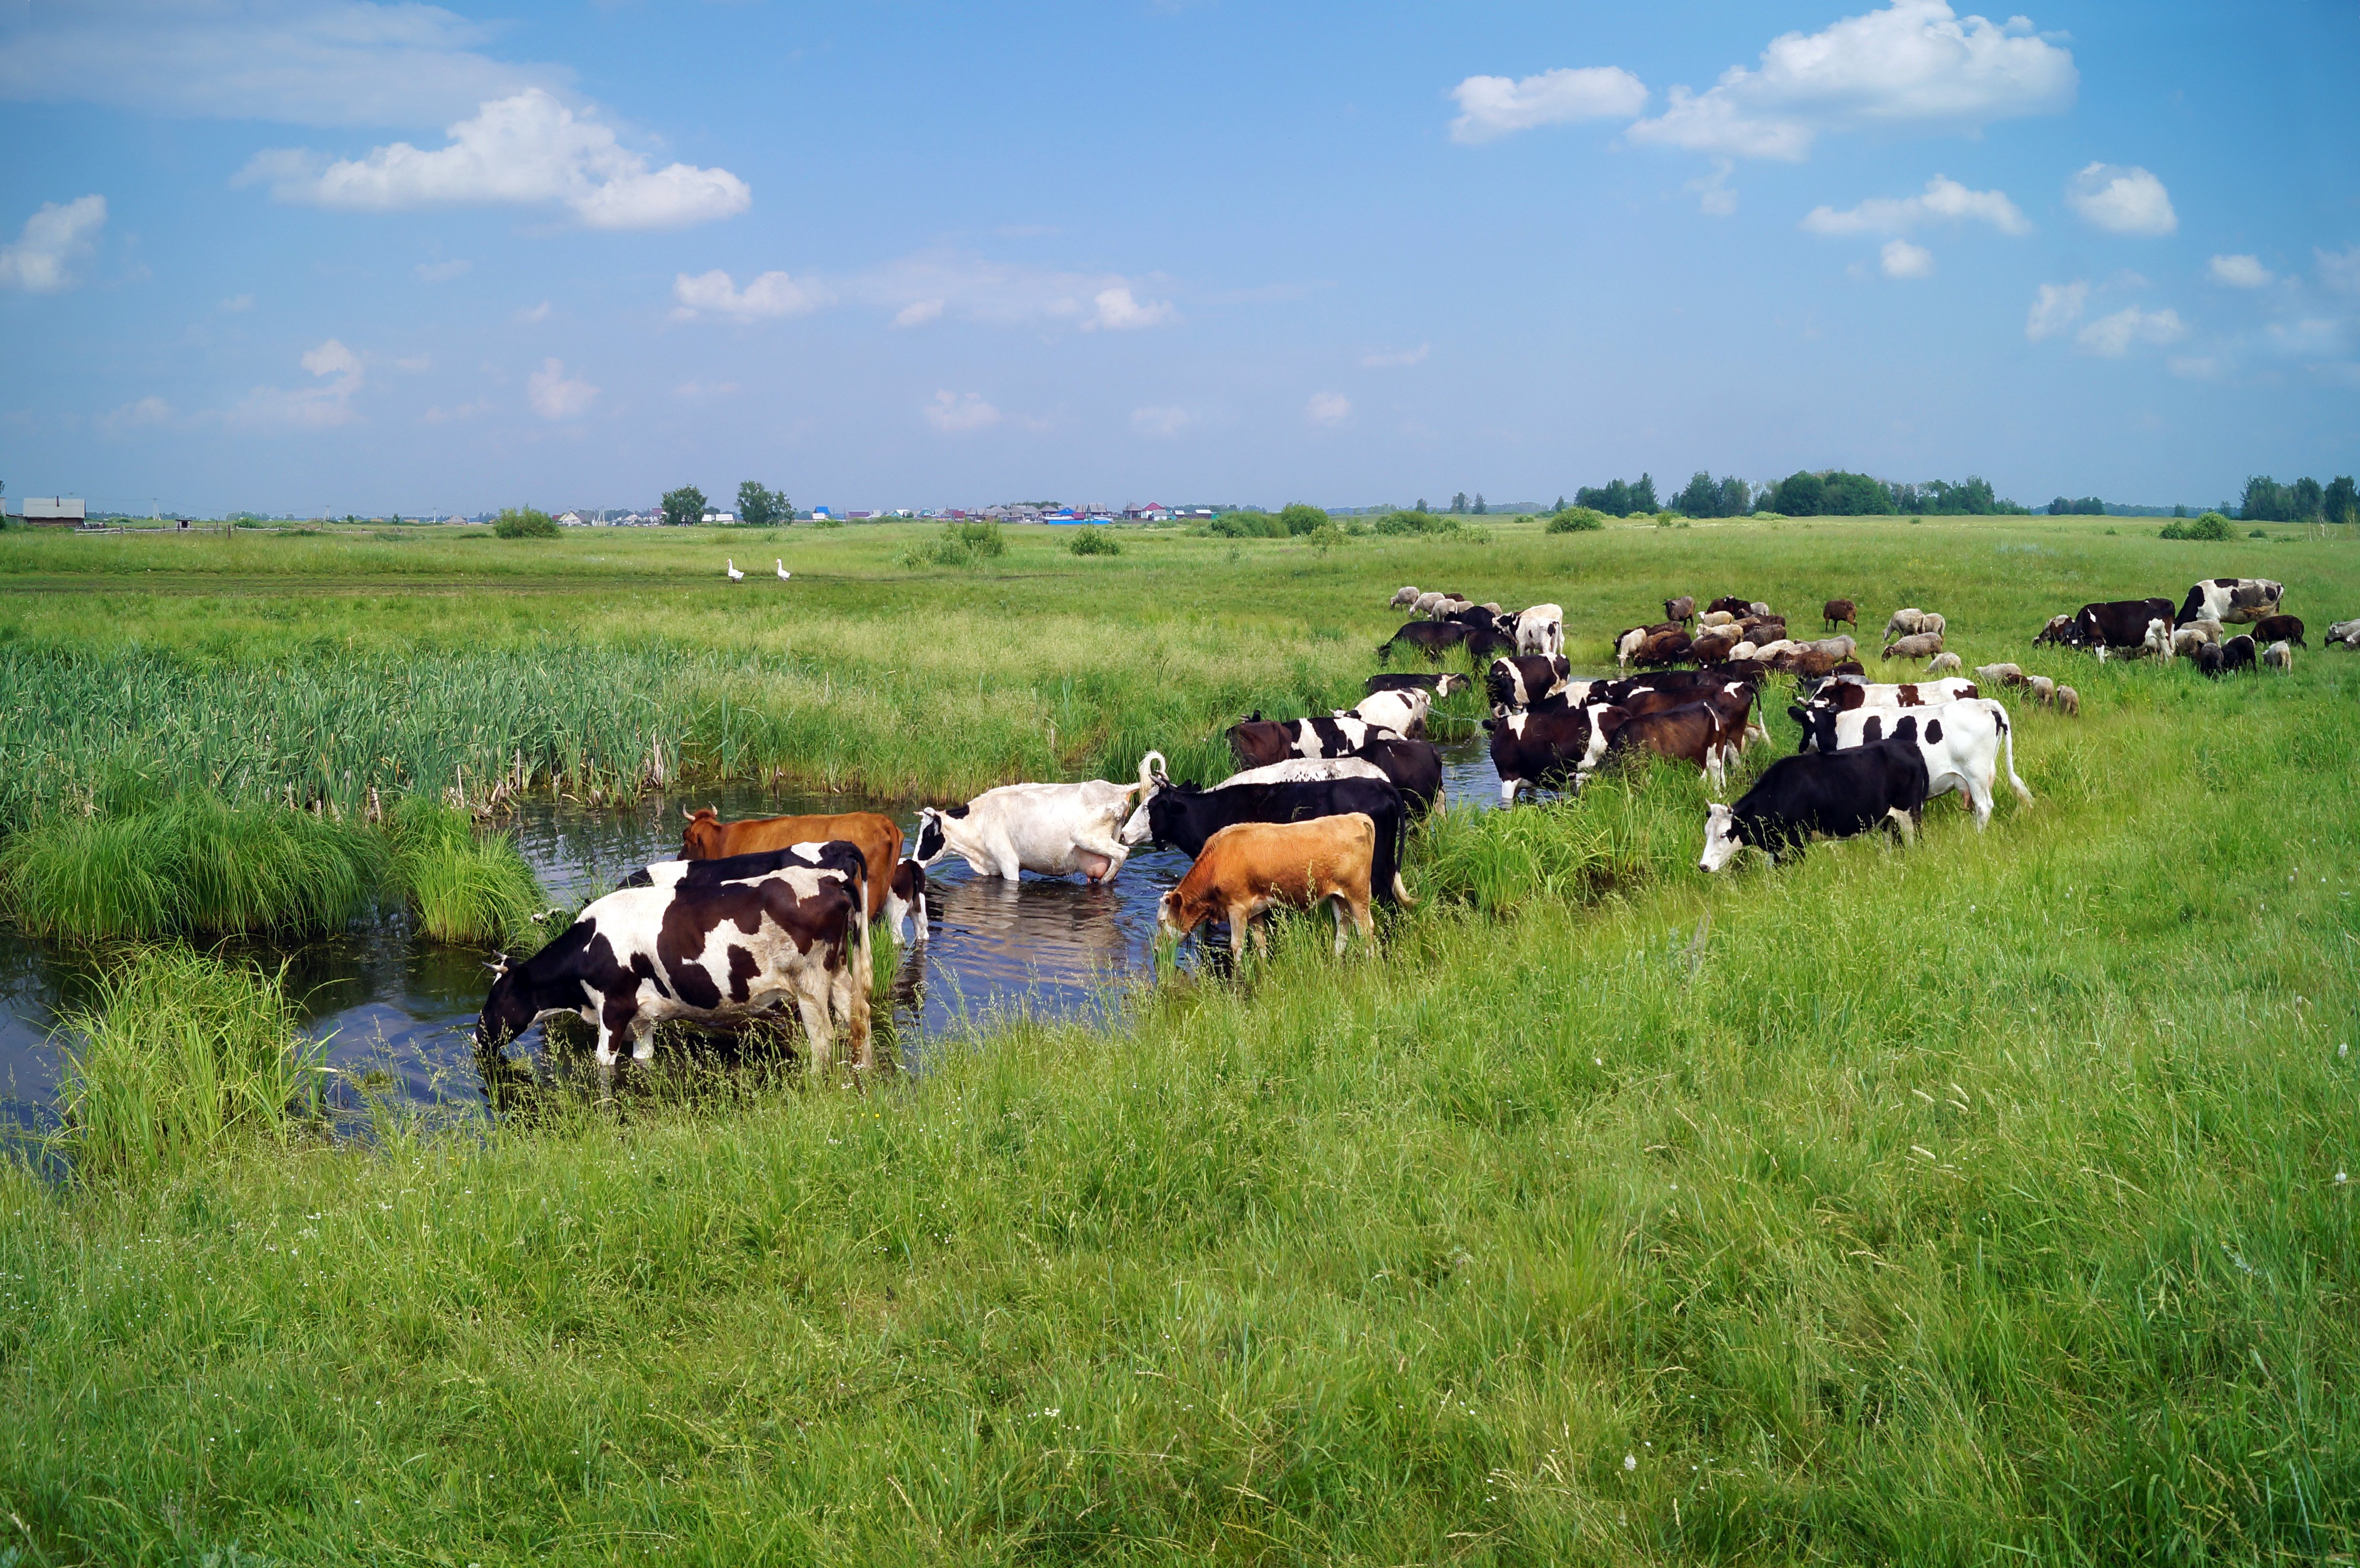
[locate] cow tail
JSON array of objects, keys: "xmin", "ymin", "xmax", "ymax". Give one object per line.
[
  {"xmin": 2000, "ymin": 708, "xmax": 2034, "ymax": 805},
  {"xmin": 1389, "ymin": 805, "xmax": 1417, "ymax": 907},
  {"xmin": 849, "ymin": 873, "xmax": 876, "ymax": 1066}
]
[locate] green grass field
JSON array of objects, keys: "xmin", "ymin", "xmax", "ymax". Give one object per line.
[{"xmin": 2, "ymin": 514, "xmax": 2357, "ymax": 1564}]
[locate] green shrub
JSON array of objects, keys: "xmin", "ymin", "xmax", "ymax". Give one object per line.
[
  {"xmin": 1207, "ymin": 511, "xmax": 1288, "ymax": 538},
  {"xmin": 54, "ymin": 946, "xmax": 328, "ymax": 1180},
  {"xmin": 1068, "ymin": 525, "xmax": 1122, "ymax": 556},
  {"xmin": 2, "ymin": 797, "xmax": 380, "ymax": 941},
  {"xmin": 2160, "ymin": 511, "xmax": 2234, "ymax": 541},
  {"xmin": 384, "ymin": 797, "xmax": 547, "ymax": 948},
  {"xmin": 898, "ymin": 520, "xmax": 1006, "ymax": 567},
  {"xmin": 2249, "ymin": 528, "xmax": 2269, "ymax": 539},
  {"xmin": 493, "ymin": 507, "xmax": 560, "ymax": 539},
  {"xmin": 1545, "ymin": 506, "xmax": 1604, "ymax": 533},
  {"xmin": 1277, "ymin": 503, "xmax": 1329, "ymax": 536},
  {"xmin": 1372, "ymin": 509, "xmax": 1459, "ymax": 536},
  {"xmin": 1306, "ymin": 522, "xmax": 1346, "ymax": 554}
]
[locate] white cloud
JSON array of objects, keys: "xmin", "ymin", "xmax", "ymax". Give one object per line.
[
  {"xmin": 2266, "ymin": 318, "xmax": 2345, "ymax": 357},
  {"xmin": 413, "ymin": 257, "xmax": 470, "ymax": 282},
  {"xmin": 2075, "ymin": 305, "xmax": 2184, "ymax": 356},
  {"xmin": 1686, "ymin": 158, "xmax": 1739, "ymax": 216},
  {"xmin": 1627, "ymin": 0, "xmax": 2076, "ymax": 162},
  {"xmin": 1881, "ymin": 238, "xmax": 1935, "ymax": 277},
  {"xmin": 515, "ymin": 300, "xmax": 552, "ymax": 324},
  {"xmin": 0, "ymin": 195, "xmax": 107, "ymax": 293},
  {"xmin": 527, "ymin": 356, "xmax": 597, "ymax": 419},
  {"xmin": 2315, "ymin": 244, "xmax": 2360, "ymax": 294},
  {"xmin": 242, "ymin": 89, "xmax": 750, "ymax": 230},
  {"xmin": 1306, "ymin": 392, "xmax": 1351, "ymax": 427},
  {"xmin": 220, "ymin": 293, "xmax": 255, "ymax": 313},
  {"xmin": 891, "ymin": 297, "xmax": 945, "ymax": 328},
  {"xmin": 2025, "ymin": 280, "xmax": 2087, "ymax": 340},
  {"xmin": 2064, "ymin": 163, "xmax": 2175, "ymax": 237},
  {"xmin": 1083, "ymin": 285, "xmax": 1175, "ymax": 330},
  {"xmin": 671, "ymin": 269, "xmax": 830, "ymax": 322},
  {"xmin": 924, "ymin": 391, "xmax": 1001, "ymax": 433},
  {"xmin": 2205, "ymin": 254, "xmax": 2271, "ymax": 288},
  {"xmin": 101, "ymin": 395, "xmax": 174, "ymax": 434},
  {"xmin": 0, "ymin": 0, "xmax": 571, "ymax": 128},
  {"xmin": 232, "ymin": 336, "xmax": 365, "ymax": 429},
  {"xmin": 1132, "ymin": 406, "xmax": 1194, "ymax": 437},
  {"xmin": 1448, "ymin": 66, "xmax": 1648, "ymax": 144},
  {"xmin": 1360, "ymin": 344, "xmax": 1430, "ymax": 368},
  {"xmin": 1802, "ymin": 174, "xmax": 2029, "ymax": 236}
]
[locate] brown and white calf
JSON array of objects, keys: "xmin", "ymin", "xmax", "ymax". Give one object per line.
[{"xmin": 1156, "ymin": 813, "xmax": 1377, "ymax": 959}]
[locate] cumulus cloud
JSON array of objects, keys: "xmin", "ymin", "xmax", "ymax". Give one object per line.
[
  {"xmin": 924, "ymin": 391, "xmax": 1001, "ymax": 432},
  {"xmin": 2205, "ymin": 254, "xmax": 2271, "ymax": 288},
  {"xmin": 1360, "ymin": 344, "xmax": 1429, "ymax": 368},
  {"xmin": 2316, "ymin": 244, "xmax": 2360, "ymax": 294},
  {"xmin": 1447, "ymin": 66, "xmax": 1648, "ymax": 143},
  {"xmin": 1132, "ymin": 406, "xmax": 1193, "ymax": 437},
  {"xmin": 2075, "ymin": 305, "xmax": 2185, "ymax": 357},
  {"xmin": 672, "ymin": 269, "xmax": 830, "ymax": 322},
  {"xmin": 1627, "ymin": 0, "xmax": 2076, "ymax": 162},
  {"xmin": 1802, "ymin": 174, "xmax": 2029, "ymax": 236},
  {"xmin": 232, "ymin": 336, "xmax": 364, "ymax": 429},
  {"xmin": 2064, "ymin": 163, "xmax": 2175, "ymax": 237},
  {"xmin": 1083, "ymin": 285, "xmax": 1175, "ymax": 330},
  {"xmin": 241, "ymin": 89, "xmax": 750, "ymax": 230},
  {"xmin": 1306, "ymin": 392, "xmax": 1351, "ymax": 427},
  {"xmin": 526, "ymin": 357, "xmax": 597, "ymax": 419},
  {"xmin": 891, "ymin": 297, "xmax": 944, "ymax": 328},
  {"xmin": 2024, "ymin": 280, "xmax": 2088, "ymax": 340},
  {"xmin": 1881, "ymin": 238, "xmax": 1935, "ymax": 277},
  {"xmin": 0, "ymin": 195, "xmax": 107, "ymax": 293},
  {"xmin": 0, "ymin": 0, "xmax": 570, "ymax": 128}
]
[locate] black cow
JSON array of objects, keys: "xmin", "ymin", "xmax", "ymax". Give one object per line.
[
  {"xmin": 1378, "ymin": 620, "xmax": 1470, "ymax": 661},
  {"xmin": 2216, "ymin": 634, "xmax": 2257, "ymax": 676},
  {"xmin": 1137, "ymin": 777, "xmax": 1413, "ymax": 906},
  {"xmin": 2067, "ymin": 598, "xmax": 2177, "ymax": 652},
  {"xmin": 1700, "ymin": 740, "xmax": 1932, "ymax": 871},
  {"xmin": 1360, "ymin": 738, "xmax": 1445, "ymax": 814},
  {"xmin": 1365, "ymin": 671, "xmax": 1470, "ymax": 698}
]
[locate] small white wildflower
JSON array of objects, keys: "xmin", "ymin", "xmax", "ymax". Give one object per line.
[
  {"xmin": 1624, "ymin": 1454, "xmax": 1637, "ymax": 1471},
  {"xmin": 2339, "ymin": 1172, "xmax": 2349, "ymax": 1185}
]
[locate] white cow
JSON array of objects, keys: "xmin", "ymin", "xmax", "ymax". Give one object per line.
[
  {"xmin": 1515, "ymin": 603, "xmax": 1565, "ymax": 657},
  {"xmin": 913, "ymin": 774, "xmax": 1142, "ymax": 882},
  {"xmin": 1806, "ymin": 675, "xmax": 1980, "ymax": 710},
  {"xmin": 1790, "ymin": 698, "xmax": 2031, "ymax": 828},
  {"xmin": 1334, "ymin": 686, "xmax": 1433, "ymax": 738}
]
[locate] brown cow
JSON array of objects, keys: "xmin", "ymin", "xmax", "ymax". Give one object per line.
[
  {"xmin": 1595, "ymin": 700, "xmax": 1742, "ymax": 791},
  {"xmin": 1156, "ymin": 813, "xmax": 1376, "ymax": 960},
  {"xmin": 680, "ymin": 808, "xmax": 904, "ymax": 921}
]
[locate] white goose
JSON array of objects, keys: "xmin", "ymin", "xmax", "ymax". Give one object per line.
[
  {"xmin": 725, "ymin": 559, "xmax": 744, "ymax": 583},
  {"xmin": 775, "ymin": 559, "xmax": 791, "ymax": 581}
]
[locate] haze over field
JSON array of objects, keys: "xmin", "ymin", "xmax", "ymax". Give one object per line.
[{"xmin": 1, "ymin": 0, "xmax": 2355, "ymax": 514}]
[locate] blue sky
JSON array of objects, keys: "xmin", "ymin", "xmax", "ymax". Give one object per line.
[{"xmin": 3, "ymin": 0, "xmax": 2355, "ymax": 515}]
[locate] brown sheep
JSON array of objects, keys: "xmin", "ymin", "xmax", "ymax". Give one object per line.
[{"xmin": 1823, "ymin": 597, "xmax": 1857, "ymax": 631}]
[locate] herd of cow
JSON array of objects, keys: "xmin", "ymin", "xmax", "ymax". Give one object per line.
[{"xmin": 471, "ymin": 570, "xmax": 2330, "ymax": 1078}]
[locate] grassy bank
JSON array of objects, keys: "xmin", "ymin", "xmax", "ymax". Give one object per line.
[{"xmin": 1, "ymin": 517, "xmax": 2357, "ymax": 1561}]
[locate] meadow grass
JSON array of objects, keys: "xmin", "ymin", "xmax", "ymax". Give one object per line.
[
  {"xmin": 384, "ymin": 797, "xmax": 547, "ymax": 950},
  {"xmin": 49, "ymin": 945, "xmax": 328, "ymax": 1182},
  {"xmin": 0, "ymin": 517, "xmax": 2356, "ymax": 1562}
]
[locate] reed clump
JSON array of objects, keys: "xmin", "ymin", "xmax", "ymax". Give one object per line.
[
  {"xmin": 384, "ymin": 797, "xmax": 547, "ymax": 949},
  {"xmin": 52, "ymin": 945, "xmax": 327, "ymax": 1180}
]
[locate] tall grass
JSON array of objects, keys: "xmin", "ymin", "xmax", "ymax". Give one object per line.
[
  {"xmin": 384, "ymin": 796, "xmax": 547, "ymax": 949},
  {"xmin": 1, "ymin": 794, "xmax": 379, "ymax": 940},
  {"xmin": 51, "ymin": 945, "xmax": 327, "ymax": 1180}
]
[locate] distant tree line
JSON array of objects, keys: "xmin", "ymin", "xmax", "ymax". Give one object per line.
[
  {"xmin": 2047, "ymin": 496, "xmax": 2106, "ymax": 515},
  {"xmin": 1575, "ymin": 475, "xmax": 1659, "ymax": 516},
  {"xmin": 1548, "ymin": 470, "xmax": 2027, "ymax": 519},
  {"xmin": 2242, "ymin": 473, "xmax": 2358, "ymax": 523}
]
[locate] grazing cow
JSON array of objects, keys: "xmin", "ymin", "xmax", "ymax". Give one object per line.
[
  {"xmin": 2263, "ymin": 639, "xmax": 2294, "ymax": 672},
  {"xmin": 1360, "ymin": 738, "xmax": 1446, "ymax": 814},
  {"xmin": 2218, "ymin": 634, "xmax": 2258, "ymax": 676},
  {"xmin": 1228, "ymin": 712, "xmax": 1404, "ymax": 768},
  {"xmin": 1824, "ymin": 598, "xmax": 1858, "ymax": 631},
  {"xmin": 2195, "ymin": 643, "xmax": 2226, "ymax": 679},
  {"xmin": 1515, "ymin": 603, "xmax": 1566, "ymax": 657},
  {"xmin": 1664, "ymin": 594, "xmax": 1697, "ymax": 625},
  {"xmin": 1790, "ymin": 699, "xmax": 2031, "ymax": 828},
  {"xmin": 1699, "ymin": 740, "xmax": 1932, "ymax": 872},
  {"xmin": 2252, "ymin": 614, "xmax": 2305, "ymax": 648},
  {"xmin": 913, "ymin": 774, "xmax": 1144, "ymax": 882},
  {"xmin": 1884, "ymin": 608, "xmax": 1945, "ymax": 642},
  {"xmin": 1122, "ymin": 773, "xmax": 1412, "ymax": 906},
  {"xmin": 1883, "ymin": 633, "xmax": 1945, "ymax": 661},
  {"xmin": 1215, "ymin": 756, "xmax": 1390, "ymax": 790},
  {"xmin": 680, "ymin": 808, "xmax": 903, "ymax": 923},
  {"xmin": 2067, "ymin": 599, "xmax": 2178, "ymax": 654},
  {"xmin": 1926, "ymin": 651, "xmax": 1963, "ymax": 676},
  {"xmin": 1974, "ymin": 662, "xmax": 2027, "ymax": 687},
  {"xmin": 1156, "ymin": 814, "xmax": 1377, "ymax": 960},
  {"xmin": 1337, "ymin": 687, "xmax": 1433, "ymax": 739},
  {"xmin": 2033, "ymin": 614, "xmax": 2077, "ymax": 647},
  {"xmin": 474, "ymin": 868, "xmax": 871, "ymax": 1069},
  {"xmin": 1598, "ymin": 700, "xmax": 1743, "ymax": 791},
  {"xmin": 888, "ymin": 858, "xmax": 929, "ymax": 946},
  {"xmin": 2055, "ymin": 685, "xmax": 2079, "ymax": 716},
  {"xmin": 1389, "ymin": 585, "xmax": 1421, "ymax": 608},
  {"xmin": 1487, "ymin": 653, "xmax": 1572, "ymax": 712},
  {"xmin": 1706, "ymin": 595, "xmax": 1751, "ymax": 616},
  {"xmin": 2178, "ymin": 578, "xmax": 2283, "ymax": 626},
  {"xmin": 1487, "ymin": 703, "xmax": 1607, "ymax": 804},
  {"xmin": 1464, "ymin": 621, "xmax": 1520, "ymax": 663},
  {"xmin": 1442, "ymin": 603, "xmax": 1505, "ymax": 633},
  {"xmin": 1365, "ymin": 671, "xmax": 1470, "ymax": 699},
  {"xmin": 1378, "ymin": 620, "xmax": 1471, "ymax": 662},
  {"xmin": 1803, "ymin": 676, "xmax": 1980, "ymax": 712}
]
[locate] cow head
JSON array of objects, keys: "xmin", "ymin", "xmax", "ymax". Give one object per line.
[
  {"xmin": 473, "ymin": 954, "xmax": 534, "ymax": 1049},
  {"xmin": 1699, "ymin": 803, "xmax": 1742, "ymax": 873},
  {"xmin": 1154, "ymin": 888, "xmax": 1193, "ymax": 941},
  {"xmin": 912, "ymin": 804, "xmax": 966, "ymax": 865},
  {"xmin": 679, "ymin": 806, "xmax": 725, "ymax": 859},
  {"xmin": 1435, "ymin": 673, "xmax": 1470, "ymax": 698}
]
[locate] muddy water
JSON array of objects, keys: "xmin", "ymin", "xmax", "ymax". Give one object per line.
[{"xmin": 0, "ymin": 745, "xmax": 1500, "ymax": 1137}]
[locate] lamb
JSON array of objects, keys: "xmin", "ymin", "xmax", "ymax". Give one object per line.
[
  {"xmin": 2055, "ymin": 685, "xmax": 2079, "ymax": 716},
  {"xmin": 1974, "ymin": 662, "xmax": 2027, "ymax": 687},
  {"xmin": 1925, "ymin": 651, "xmax": 1963, "ymax": 676}
]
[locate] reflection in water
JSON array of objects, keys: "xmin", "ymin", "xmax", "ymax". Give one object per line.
[{"xmin": 0, "ymin": 745, "xmax": 1499, "ymax": 1134}]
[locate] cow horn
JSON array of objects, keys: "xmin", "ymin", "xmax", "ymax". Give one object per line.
[
  {"xmin": 682, "ymin": 807, "xmax": 696, "ymax": 821},
  {"xmin": 483, "ymin": 952, "xmax": 510, "ymax": 976}
]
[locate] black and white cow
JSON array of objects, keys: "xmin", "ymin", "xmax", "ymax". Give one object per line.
[
  {"xmin": 2067, "ymin": 598, "xmax": 2179, "ymax": 655},
  {"xmin": 1801, "ymin": 675, "xmax": 1979, "ymax": 712},
  {"xmin": 2179, "ymin": 577, "xmax": 2283, "ymax": 626},
  {"xmin": 1227, "ymin": 712, "xmax": 1405, "ymax": 768},
  {"xmin": 1789, "ymin": 698, "xmax": 2032, "ymax": 828},
  {"xmin": 888, "ymin": 858, "xmax": 929, "ymax": 946},
  {"xmin": 1487, "ymin": 653, "xmax": 1573, "ymax": 712},
  {"xmin": 912, "ymin": 775, "xmax": 1144, "ymax": 882},
  {"xmin": 1122, "ymin": 775, "xmax": 1414, "ymax": 906},
  {"xmin": 1336, "ymin": 687, "xmax": 1434, "ymax": 738},
  {"xmin": 474, "ymin": 867, "xmax": 871, "ymax": 1068},
  {"xmin": 1699, "ymin": 740, "xmax": 1932, "ymax": 871},
  {"xmin": 1365, "ymin": 671, "xmax": 1470, "ymax": 699},
  {"xmin": 1486, "ymin": 703, "xmax": 1610, "ymax": 804}
]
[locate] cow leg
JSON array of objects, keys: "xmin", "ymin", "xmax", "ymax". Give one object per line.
[
  {"xmin": 1328, "ymin": 894, "xmax": 1351, "ymax": 955},
  {"xmin": 1966, "ymin": 776, "xmax": 1994, "ymax": 829},
  {"xmin": 1227, "ymin": 904, "xmax": 1252, "ymax": 963},
  {"xmin": 796, "ymin": 971, "xmax": 835, "ymax": 1075},
  {"xmin": 1349, "ymin": 894, "xmax": 1375, "ymax": 951},
  {"xmin": 597, "ymin": 997, "xmax": 639, "ymax": 1066}
]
